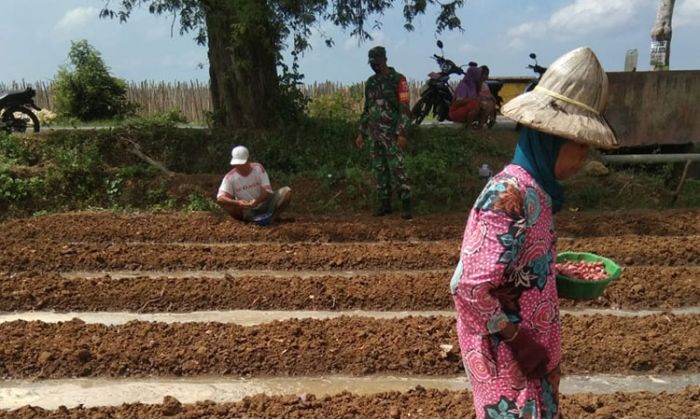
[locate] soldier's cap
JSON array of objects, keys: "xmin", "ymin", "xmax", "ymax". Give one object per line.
[{"xmin": 368, "ymin": 46, "xmax": 387, "ymax": 64}]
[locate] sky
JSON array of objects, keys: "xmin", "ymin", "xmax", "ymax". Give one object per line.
[{"xmin": 1, "ymin": 0, "xmax": 699, "ymax": 86}]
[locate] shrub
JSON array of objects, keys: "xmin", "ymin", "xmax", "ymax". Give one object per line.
[
  {"xmin": 122, "ymin": 109, "xmax": 188, "ymax": 127},
  {"xmin": 35, "ymin": 109, "xmax": 58, "ymax": 126},
  {"xmin": 306, "ymin": 84, "xmax": 364, "ymax": 122},
  {"xmin": 54, "ymin": 40, "xmax": 135, "ymax": 121}
]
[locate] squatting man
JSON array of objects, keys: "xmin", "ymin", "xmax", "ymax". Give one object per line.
[{"xmin": 216, "ymin": 145, "xmax": 291, "ymax": 225}]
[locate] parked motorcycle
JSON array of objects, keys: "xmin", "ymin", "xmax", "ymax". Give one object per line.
[
  {"xmin": 410, "ymin": 40, "xmax": 466, "ymax": 125},
  {"xmin": 0, "ymin": 87, "xmax": 41, "ymax": 133},
  {"xmin": 513, "ymin": 53, "xmax": 548, "ymax": 131},
  {"xmin": 524, "ymin": 53, "xmax": 547, "ymax": 92}
]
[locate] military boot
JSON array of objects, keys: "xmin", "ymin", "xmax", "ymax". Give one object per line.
[
  {"xmin": 400, "ymin": 198, "xmax": 412, "ymax": 220},
  {"xmin": 373, "ymin": 200, "xmax": 392, "ymax": 216}
]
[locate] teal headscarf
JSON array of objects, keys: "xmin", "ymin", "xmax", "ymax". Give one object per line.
[{"xmin": 511, "ymin": 127, "xmax": 565, "ymax": 213}]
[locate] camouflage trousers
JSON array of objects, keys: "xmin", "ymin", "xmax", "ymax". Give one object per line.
[{"xmin": 369, "ymin": 136, "xmax": 411, "ymax": 202}]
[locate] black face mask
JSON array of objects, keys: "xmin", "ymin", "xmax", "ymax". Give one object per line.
[{"xmin": 370, "ymin": 62, "xmax": 381, "ymax": 73}]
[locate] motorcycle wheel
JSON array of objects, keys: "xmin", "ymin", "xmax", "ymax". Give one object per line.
[
  {"xmin": 411, "ymin": 98, "xmax": 431, "ymax": 125},
  {"xmin": 1, "ymin": 106, "xmax": 40, "ymax": 133}
]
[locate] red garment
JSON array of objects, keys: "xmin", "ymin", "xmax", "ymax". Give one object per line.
[
  {"xmin": 449, "ymin": 98, "xmax": 479, "ymax": 122},
  {"xmin": 398, "ymin": 76, "xmax": 410, "ymax": 105}
]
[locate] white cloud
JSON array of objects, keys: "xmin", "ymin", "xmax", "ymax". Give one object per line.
[
  {"xmin": 676, "ymin": 0, "xmax": 700, "ymax": 27},
  {"xmin": 548, "ymin": 0, "xmax": 649, "ymax": 34},
  {"xmin": 508, "ymin": 0, "xmax": 654, "ymax": 46},
  {"xmin": 458, "ymin": 42, "xmax": 476, "ymax": 54},
  {"xmin": 56, "ymin": 6, "xmax": 99, "ymax": 31},
  {"xmin": 507, "ymin": 21, "xmax": 548, "ymax": 48}
]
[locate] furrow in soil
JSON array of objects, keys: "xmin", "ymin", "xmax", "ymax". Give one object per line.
[
  {"xmin": 1, "ymin": 385, "xmax": 698, "ymax": 418},
  {"xmin": 1, "ymin": 374, "xmax": 699, "ymax": 410}
]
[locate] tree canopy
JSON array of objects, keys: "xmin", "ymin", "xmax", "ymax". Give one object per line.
[
  {"xmin": 101, "ymin": 0, "xmax": 465, "ymax": 66},
  {"xmin": 99, "ymin": 0, "xmax": 467, "ymax": 129}
]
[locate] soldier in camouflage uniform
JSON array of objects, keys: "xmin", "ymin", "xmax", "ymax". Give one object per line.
[{"xmin": 355, "ymin": 46, "xmax": 413, "ymax": 219}]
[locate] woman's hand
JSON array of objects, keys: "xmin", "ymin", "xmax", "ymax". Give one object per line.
[{"xmin": 504, "ymin": 326, "xmax": 550, "ymax": 378}]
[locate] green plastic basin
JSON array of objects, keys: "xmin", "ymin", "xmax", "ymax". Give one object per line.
[{"xmin": 555, "ymin": 252, "xmax": 622, "ymax": 300}]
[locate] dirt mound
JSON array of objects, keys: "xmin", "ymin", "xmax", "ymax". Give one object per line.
[
  {"xmin": 2, "ymin": 209, "xmax": 698, "ymax": 243},
  {"xmin": 1, "ymin": 234, "xmax": 697, "ymax": 272},
  {"xmin": 1, "ymin": 315, "xmax": 697, "ymax": 379},
  {"xmin": 1, "ymin": 266, "xmax": 697, "ymax": 312},
  {"xmin": 1, "ymin": 210, "xmax": 698, "ymax": 414}
]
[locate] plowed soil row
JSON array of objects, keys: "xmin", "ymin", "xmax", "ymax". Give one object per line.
[
  {"xmin": 2, "ymin": 209, "xmax": 699, "ymax": 244},
  {"xmin": 1, "ymin": 314, "xmax": 697, "ymax": 379},
  {"xmin": 2, "ymin": 267, "xmax": 697, "ymax": 312},
  {"xmin": 2, "ymin": 235, "xmax": 698, "ymax": 272},
  {"xmin": 3, "ymin": 387, "xmax": 699, "ymax": 419}
]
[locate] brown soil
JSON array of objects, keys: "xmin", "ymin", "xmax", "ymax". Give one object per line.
[
  {"xmin": 2, "ymin": 209, "xmax": 698, "ymax": 243},
  {"xmin": 2, "ymin": 386, "xmax": 699, "ymax": 419},
  {"xmin": 1, "ymin": 235, "xmax": 697, "ymax": 272},
  {"xmin": 1, "ymin": 266, "xmax": 697, "ymax": 312},
  {"xmin": 0, "ymin": 314, "xmax": 697, "ymax": 379},
  {"xmin": 0, "ymin": 210, "xmax": 698, "ymax": 414}
]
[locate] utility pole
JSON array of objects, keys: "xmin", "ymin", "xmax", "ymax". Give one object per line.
[{"xmin": 650, "ymin": 0, "xmax": 675, "ymax": 70}]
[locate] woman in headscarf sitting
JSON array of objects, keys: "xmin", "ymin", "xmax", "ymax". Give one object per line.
[
  {"xmin": 448, "ymin": 63, "xmax": 482, "ymax": 127},
  {"xmin": 450, "ymin": 48, "xmax": 618, "ymax": 419}
]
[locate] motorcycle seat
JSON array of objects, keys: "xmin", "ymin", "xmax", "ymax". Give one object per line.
[
  {"xmin": 485, "ymin": 80, "xmax": 504, "ymax": 96},
  {"xmin": 0, "ymin": 89, "xmax": 33, "ymax": 105}
]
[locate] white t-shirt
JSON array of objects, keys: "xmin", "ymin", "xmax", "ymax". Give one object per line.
[{"xmin": 217, "ymin": 163, "xmax": 272, "ymax": 201}]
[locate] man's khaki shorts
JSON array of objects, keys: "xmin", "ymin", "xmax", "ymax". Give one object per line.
[{"xmin": 242, "ymin": 187, "xmax": 291, "ymax": 221}]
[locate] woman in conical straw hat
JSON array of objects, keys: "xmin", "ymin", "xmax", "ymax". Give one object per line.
[{"xmin": 450, "ymin": 47, "xmax": 617, "ymax": 419}]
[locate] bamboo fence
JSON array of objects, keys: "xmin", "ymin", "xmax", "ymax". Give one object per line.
[{"xmin": 2, "ymin": 78, "xmax": 529, "ymax": 123}]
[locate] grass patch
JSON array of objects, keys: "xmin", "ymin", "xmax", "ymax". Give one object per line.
[{"xmin": 0, "ymin": 119, "xmax": 697, "ymax": 218}]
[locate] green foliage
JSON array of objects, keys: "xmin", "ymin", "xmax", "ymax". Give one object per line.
[
  {"xmin": 681, "ymin": 179, "xmax": 700, "ymax": 207},
  {"xmin": 43, "ymin": 133, "xmax": 108, "ymax": 203},
  {"xmin": 0, "ymin": 133, "xmax": 35, "ymax": 167},
  {"xmin": 100, "ymin": 1, "xmax": 467, "ymax": 129},
  {"xmin": 184, "ymin": 192, "xmax": 220, "ymax": 212},
  {"xmin": 121, "ymin": 108, "xmax": 189, "ymax": 128},
  {"xmin": 307, "ymin": 85, "xmax": 364, "ymax": 122},
  {"xmin": 54, "ymin": 40, "xmax": 135, "ymax": 121},
  {"xmin": 2, "ymin": 119, "xmax": 699, "ymax": 218},
  {"xmin": 276, "ymin": 64, "xmax": 310, "ymax": 124},
  {"xmin": 100, "ymin": 1, "xmax": 465, "ymax": 53},
  {"xmin": 0, "ymin": 173, "xmax": 44, "ymax": 202}
]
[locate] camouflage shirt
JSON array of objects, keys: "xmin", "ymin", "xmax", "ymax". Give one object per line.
[{"xmin": 359, "ymin": 67, "xmax": 411, "ymax": 138}]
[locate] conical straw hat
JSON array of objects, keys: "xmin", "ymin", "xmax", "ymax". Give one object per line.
[{"xmin": 502, "ymin": 47, "xmax": 618, "ymax": 149}]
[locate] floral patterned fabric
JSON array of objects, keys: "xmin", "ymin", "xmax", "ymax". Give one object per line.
[{"xmin": 451, "ymin": 164, "xmax": 561, "ymax": 419}]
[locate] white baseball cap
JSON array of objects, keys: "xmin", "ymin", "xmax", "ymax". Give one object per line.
[{"xmin": 230, "ymin": 145, "xmax": 250, "ymax": 165}]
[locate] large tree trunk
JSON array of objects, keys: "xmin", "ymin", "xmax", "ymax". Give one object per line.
[
  {"xmin": 650, "ymin": 0, "xmax": 675, "ymax": 71},
  {"xmin": 202, "ymin": 0, "xmax": 280, "ymax": 129}
]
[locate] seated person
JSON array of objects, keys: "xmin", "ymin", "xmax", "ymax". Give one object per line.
[
  {"xmin": 476, "ymin": 65, "xmax": 496, "ymax": 129},
  {"xmin": 216, "ymin": 145, "xmax": 291, "ymax": 223},
  {"xmin": 448, "ymin": 65, "xmax": 481, "ymax": 127}
]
